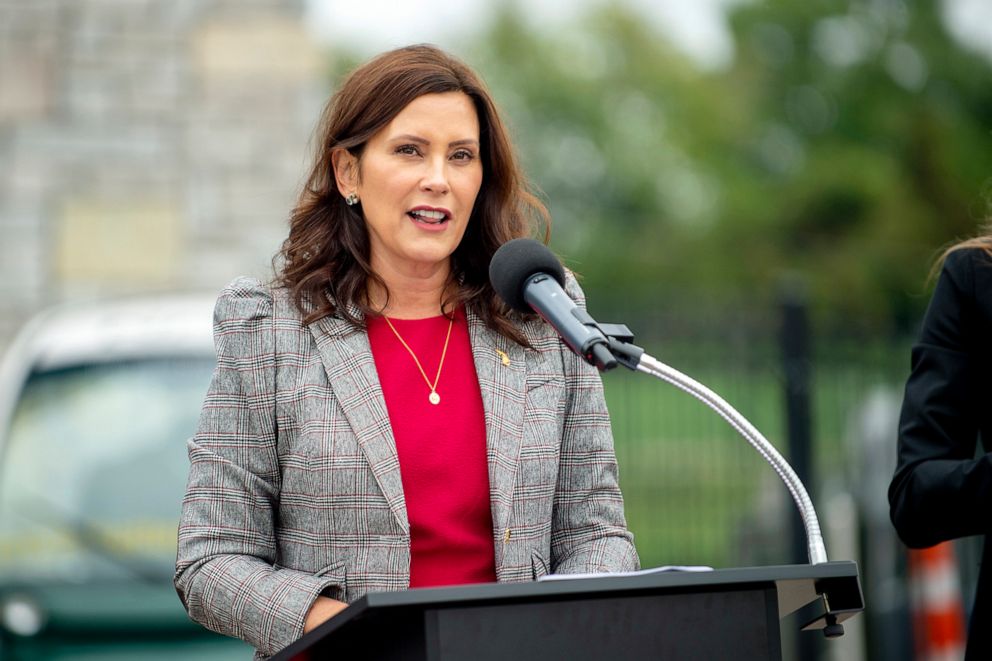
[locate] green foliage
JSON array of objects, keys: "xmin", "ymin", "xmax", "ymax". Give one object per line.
[
  {"xmin": 719, "ymin": 0, "xmax": 992, "ymax": 329},
  {"xmin": 463, "ymin": 0, "xmax": 992, "ymax": 332},
  {"xmin": 322, "ymin": 1, "xmax": 992, "ymax": 332}
]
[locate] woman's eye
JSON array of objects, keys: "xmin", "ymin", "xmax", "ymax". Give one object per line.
[
  {"xmin": 396, "ymin": 145, "xmax": 420, "ymax": 156},
  {"xmin": 451, "ymin": 149, "xmax": 475, "ymax": 161}
]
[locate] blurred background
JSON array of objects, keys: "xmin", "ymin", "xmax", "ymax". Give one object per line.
[{"xmin": 1, "ymin": 0, "xmax": 991, "ymax": 659}]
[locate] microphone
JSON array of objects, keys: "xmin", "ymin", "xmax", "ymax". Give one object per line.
[{"xmin": 489, "ymin": 238, "xmax": 617, "ymax": 370}]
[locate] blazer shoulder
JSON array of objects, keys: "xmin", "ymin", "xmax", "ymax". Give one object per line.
[
  {"xmin": 943, "ymin": 244, "xmax": 992, "ymax": 269},
  {"xmin": 212, "ymin": 277, "xmax": 313, "ymax": 350},
  {"xmin": 940, "ymin": 247, "xmax": 992, "ymax": 300},
  {"xmin": 924, "ymin": 248, "xmax": 992, "ymax": 347},
  {"xmin": 213, "ymin": 276, "xmax": 274, "ymax": 326}
]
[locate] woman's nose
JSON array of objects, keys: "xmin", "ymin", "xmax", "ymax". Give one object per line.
[{"xmin": 420, "ymin": 158, "xmax": 450, "ymax": 195}]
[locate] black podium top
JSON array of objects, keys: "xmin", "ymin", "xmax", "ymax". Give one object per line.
[{"xmin": 272, "ymin": 561, "xmax": 862, "ymax": 661}]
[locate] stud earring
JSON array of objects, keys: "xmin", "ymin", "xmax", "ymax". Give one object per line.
[{"xmin": 345, "ymin": 192, "xmax": 359, "ymax": 206}]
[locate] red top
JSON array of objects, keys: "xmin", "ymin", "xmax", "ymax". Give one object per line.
[{"xmin": 367, "ymin": 307, "xmax": 497, "ymax": 588}]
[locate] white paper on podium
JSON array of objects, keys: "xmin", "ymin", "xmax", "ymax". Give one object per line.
[{"xmin": 537, "ymin": 565, "xmax": 714, "ymax": 582}]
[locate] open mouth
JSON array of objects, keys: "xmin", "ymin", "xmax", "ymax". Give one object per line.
[{"xmin": 407, "ymin": 208, "xmax": 450, "ymax": 225}]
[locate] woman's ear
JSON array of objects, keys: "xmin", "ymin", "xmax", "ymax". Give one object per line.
[{"xmin": 331, "ymin": 148, "xmax": 359, "ymax": 199}]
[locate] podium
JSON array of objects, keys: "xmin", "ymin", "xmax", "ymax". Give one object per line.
[{"xmin": 271, "ymin": 561, "xmax": 862, "ymax": 661}]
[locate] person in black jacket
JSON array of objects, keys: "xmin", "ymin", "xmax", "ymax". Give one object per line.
[{"xmin": 889, "ymin": 233, "xmax": 992, "ymax": 660}]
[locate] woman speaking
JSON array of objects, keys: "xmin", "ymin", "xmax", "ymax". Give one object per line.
[{"xmin": 174, "ymin": 44, "xmax": 638, "ymax": 658}]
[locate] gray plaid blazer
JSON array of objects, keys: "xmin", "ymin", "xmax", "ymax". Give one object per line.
[{"xmin": 174, "ymin": 275, "xmax": 638, "ymax": 658}]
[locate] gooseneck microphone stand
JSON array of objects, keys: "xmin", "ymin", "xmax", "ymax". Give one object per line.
[
  {"xmin": 579, "ymin": 313, "xmax": 829, "ymax": 568},
  {"xmin": 582, "ymin": 318, "xmax": 845, "ymax": 638}
]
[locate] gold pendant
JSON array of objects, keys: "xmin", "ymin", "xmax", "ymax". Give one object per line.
[{"xmin": 429, "ymin": 391, "xmax": 441, "ymax": 405}]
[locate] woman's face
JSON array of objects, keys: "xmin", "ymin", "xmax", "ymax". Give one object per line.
[{"xmin": 341, "ymin": 92, "xmax": 484, "ymax": 280}]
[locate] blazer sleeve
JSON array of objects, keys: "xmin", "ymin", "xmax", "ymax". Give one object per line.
[
  {"xmin": 889, "ymin": 249, "xmax": 992, "ymax": 548},
  {"xmin": 549, "ymin": 274, "xmax": 640, "ymax": 574},
  {"xmin": 174, "ymin": 277, "xmax": 341, "ymax": 657}
]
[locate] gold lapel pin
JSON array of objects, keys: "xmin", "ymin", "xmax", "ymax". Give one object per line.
[{"xmin": 495, "ymin": 348, "xmax": 510, "ymax": 366}]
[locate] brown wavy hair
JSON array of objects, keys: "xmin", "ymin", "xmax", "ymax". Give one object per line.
[{"xmin": 276, "ymin": 44, "xmax": 549, "ymax": 345}]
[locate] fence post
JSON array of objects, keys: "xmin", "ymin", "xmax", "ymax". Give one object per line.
[{"xmin": 780, "ymin": 279, "xmax": 819, "ymax": 660}]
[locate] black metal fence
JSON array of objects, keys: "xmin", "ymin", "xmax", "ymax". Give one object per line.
[{"xmin": 595, "ymin": 288, "xmax": 920, "ymax": 660}]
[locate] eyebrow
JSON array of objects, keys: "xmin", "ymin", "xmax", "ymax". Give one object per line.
[{"xmin": 390, "ymin": 134, "xmax": 480, "ymax": 148}]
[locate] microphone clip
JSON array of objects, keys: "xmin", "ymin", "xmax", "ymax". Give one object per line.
[{"xmin": 570, "ymin": 309, "xmax": 644, "ymax": 373}]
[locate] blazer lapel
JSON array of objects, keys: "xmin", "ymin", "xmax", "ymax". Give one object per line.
[
  {"xmin": 468, "ymin": 310, "xmax": 525, "ymax": 553},
  {"xmin": 303, "ymin": 302, "xmax": 525, "ymax": 544},
  {"xmin": 307, "ymin": 310, "xmax": 409, "ymax": 534}
]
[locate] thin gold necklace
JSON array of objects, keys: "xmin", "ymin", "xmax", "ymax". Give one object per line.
[{"xmin": 382, "ymin": 314, "xmax": 455, "ymax": 405}]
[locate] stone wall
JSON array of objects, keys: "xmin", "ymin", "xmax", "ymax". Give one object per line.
[{"xmin": 0, "ymin": 0, "xmax": 326, "ymax": 348}]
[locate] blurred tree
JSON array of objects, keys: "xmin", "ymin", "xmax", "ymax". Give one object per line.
[
  {"xmin": 719, "ymin": 0, "xmax": 992, "ymax": 330},
  {"xmin": 325, "ymin": 0, "xmax": 992, "ymax": 334}
]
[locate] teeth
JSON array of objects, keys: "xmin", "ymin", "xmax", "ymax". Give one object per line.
[{"xmin": 411, "ymin": 209, "xmax": 446, "ymax": 221}]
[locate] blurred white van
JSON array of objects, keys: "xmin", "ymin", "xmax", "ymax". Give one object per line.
[{"xmin": 0, "ymin": 294, "xmax": 251, "ymax": 659}]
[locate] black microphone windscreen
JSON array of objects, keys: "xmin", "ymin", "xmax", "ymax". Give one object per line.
[{"xmin": 489, "ymin": 238, "xmax": 566, "ymax": 312}]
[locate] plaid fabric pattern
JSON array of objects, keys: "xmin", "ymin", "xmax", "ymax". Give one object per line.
[{"xmin": 174, "ymin": 274, "xmax": 638, "ymax": 658}]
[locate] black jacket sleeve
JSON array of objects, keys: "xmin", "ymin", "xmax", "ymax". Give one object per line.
[{"xmin": 888, "ymin": 248, "xmax": 992, "ymax": 548}]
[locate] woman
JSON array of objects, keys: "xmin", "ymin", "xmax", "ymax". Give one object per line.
[
  {"xmin": 174, "ymin": 44, "xmax": 638, "ymax": 658},
  {"xmin": 889, "ymin": 229, "xmax": 992, "ymax": 659}
]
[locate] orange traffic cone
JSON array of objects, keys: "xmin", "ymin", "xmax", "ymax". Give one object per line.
[{"xmin": 908, "ymin": 541, "xmax": 967, "ymax": 661}]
